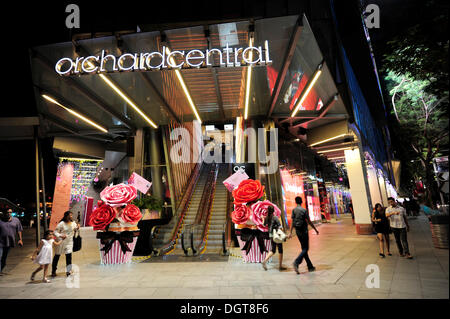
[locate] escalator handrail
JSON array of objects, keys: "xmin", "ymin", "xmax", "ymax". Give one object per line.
[
  {"xmin": 159, "ymin": 163, "xmax": 202, "ymax": 255},
  {"xmin": 194, "ymin": 163, "xmax": 217, "ymax": 225},
  {"xmin": 191, "ymin": 163, "xmax": 219, "ymax": 254},
  {"xmin": 180, "ymin": 224, "xmax": 194, "ymax": 256},
  {"xmin": 225, "ymin": 163, "xmax": 233, "ymax": 251}
]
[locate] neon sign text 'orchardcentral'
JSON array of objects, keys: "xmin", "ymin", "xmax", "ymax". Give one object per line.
[{"xmin": 55, "ymin": 41, "xmax": 272, "ymax": 75}]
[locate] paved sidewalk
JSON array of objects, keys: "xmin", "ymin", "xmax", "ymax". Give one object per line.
[{"xmin": 0, "ymin": 214, "xmax": 448, "ymax": 299}]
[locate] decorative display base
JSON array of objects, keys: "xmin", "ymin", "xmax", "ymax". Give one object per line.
[
  {"xmin": 236, "ymin": 236, "xmax": 272, "ymax": 263},
  {"xmin": 98, "ymin": 237, "xmax": 137, "ymax": 265}
]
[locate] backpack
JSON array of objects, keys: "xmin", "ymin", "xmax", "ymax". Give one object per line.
[{"xmin": 292, "ymin": 207, "xmax": 306, "ymax": 229}]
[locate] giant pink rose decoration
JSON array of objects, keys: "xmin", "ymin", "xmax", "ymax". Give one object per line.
[
  {"xmin": 251, "ymin": 200, "xmax": 281, "ymax": 232},
  {"xmin": 100, "ymin": 183, "xmax": 137, "ymax": 207}
]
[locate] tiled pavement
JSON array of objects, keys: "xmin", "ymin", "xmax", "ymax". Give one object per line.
[{"xmin": 0, "ymin": 214, "xmax": 447, "ymax": 299}]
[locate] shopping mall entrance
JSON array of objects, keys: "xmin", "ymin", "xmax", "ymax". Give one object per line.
[{"xmin": 26, "ymin": 13, "xmax": 397, "ymax": 263}]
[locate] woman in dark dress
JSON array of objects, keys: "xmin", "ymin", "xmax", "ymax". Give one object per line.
[{"xmin": 372, "ymin": 203, "xmax": 391, "ymax": 257}]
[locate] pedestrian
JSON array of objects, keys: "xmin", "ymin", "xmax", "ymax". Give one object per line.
[
  {"xmin": 288, "ymin": 196, "xmax": 319, "ymax": 274},
  {"xmin": 372, "ymin": 203, "xmax": 391, "ymax": 257},
  {"xmin": 51, "ymin": 211, "xmax": 79, "ymax": 277},
  {"xmin": 386, "ymin": 197, "xmax": 413, "ymax": 259},
  {"xmin": 410, "ymin": 197, "xmax": 420, "ymax": 216},
  {"xmin": 261, "ymin": 205, "xmax": 286, "ymax": 271},
  {"xmin": 30, "ymin": 230, "xmax": 63, "ymax": 283},
  {"xmin": 0, "ymin": 209, "xmax": 23, "ymax": 275},
  {"xmin": 348, "ymin": 203, "xmax": 355, "ymax": 225}
]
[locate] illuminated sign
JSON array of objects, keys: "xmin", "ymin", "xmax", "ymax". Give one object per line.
[{"xmin": 55, "ymin": 41, "xmax": 272, "ymax": 76}]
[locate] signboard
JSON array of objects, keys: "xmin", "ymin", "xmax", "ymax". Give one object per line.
[
  {"xmin": 128, "ymin": 172, "xmax": 152, "ymax": 194},
  {"xmin": 55, "ymin": 42, "xmax": 272, "ymax": 75}
]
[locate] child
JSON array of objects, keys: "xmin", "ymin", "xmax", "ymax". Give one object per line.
[{"xmin": 30, "ymin": 230, "xmax": 62, "ymax": 283}]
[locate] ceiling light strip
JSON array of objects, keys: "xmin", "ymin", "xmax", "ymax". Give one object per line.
[
  {"xmin": 317, "ymin": 147, "xmax": 352, "ymax": 154},
  {"xmin": 165, "ymin": 47, "xmax": 202, "ymax": 123},
  {"xmin": 42, "ymin": 94, "xmax": 108, "ymax": 133},
  {"xmin": 84, "ymin": 60, "xmax": 158, "ymax": 129},
  {"xmin": 244, "ymin": 37, "xmax": 254, "ymax": 120},
  {"xmin": 291, "ymin": 64, "xmax": 323, "ymax": 118},
  {"xmin": 98, "ymin": 74, "xmax": 158, "ymax": 129},
  {"xmin": 310, "ymin": 133, "xmax": 348, "ymax": 147}
]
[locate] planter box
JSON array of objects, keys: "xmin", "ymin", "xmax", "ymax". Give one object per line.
[
  {"xmin": 98, "ymin": 237, "xmax": 137, "ymax": 265},
  {"xmin": 236, "ymin": 235, "xmax": 272, "ymax": 263}
]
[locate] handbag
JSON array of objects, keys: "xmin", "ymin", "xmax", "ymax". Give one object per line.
[
  {"xmin": 272, "ymin": 228, "xmax": 286, "ymax": 244},
  {"xmin": 73, "ymin": 230, "xmax": 82, "ymax": 252}
]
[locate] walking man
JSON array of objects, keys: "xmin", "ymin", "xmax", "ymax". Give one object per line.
[
  {"xmin": 0, "ymin": 209, "xmax": 24, "ymax": 275},
  {"xmin": 386, "ymin": 197, "xmax": 413, "ymax": 259},
  {"xmin": 288, "ymin": 196, "xmax": 319, "ymax": 274}
]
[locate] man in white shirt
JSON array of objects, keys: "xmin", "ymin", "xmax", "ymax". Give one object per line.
[{"xmin": 386, "ymin": 197, "xmax": 413, "ymax": 259}]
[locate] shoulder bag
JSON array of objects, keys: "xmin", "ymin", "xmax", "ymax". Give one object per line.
[
  {"xmin": 73, "ymin": 229, "xmax": 82, "ymax": 252},
  {"xmin": 272, "ymin": 227, "xmax": 286, "ymax": 244}
]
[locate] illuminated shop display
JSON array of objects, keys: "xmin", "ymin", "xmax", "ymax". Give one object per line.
[
  {"xmin": 279, "ymin": 168, "xmax": 321, "ymax": 224},
  {"xmin": 57, "ymin": 158, "xmax": 103, "ymax": 204}
]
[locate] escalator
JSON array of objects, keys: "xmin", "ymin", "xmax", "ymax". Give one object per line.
[
  {"xmin": 151, "ymin": 163, "xmax": 211, "ymax": 255},
  {"xmin": 201, "ymin": 164, "xmax": 229, "ymax": 254}
]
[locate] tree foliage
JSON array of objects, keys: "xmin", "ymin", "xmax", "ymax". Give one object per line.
[
  {"xmin": 382, "ymin": 2, "xmax": 448, "ymax": 100},
  {"xmin": 384, "ymin": 71, "xmax": 448, "ymax": 205}
]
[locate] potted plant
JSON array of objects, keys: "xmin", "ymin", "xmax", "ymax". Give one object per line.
[{"xmin": 133, "ymin": 195, "xmax": 163, "ymax": 220}]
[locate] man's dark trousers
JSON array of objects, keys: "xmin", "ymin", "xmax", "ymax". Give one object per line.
[{"xmin": 294, "ymin": 228, "xmax": 314, "ymax": 269}]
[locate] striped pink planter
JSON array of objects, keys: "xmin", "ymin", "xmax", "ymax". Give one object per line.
[
  {"xmin": 98, "ymin": 237, "xmax": 137, "ymax": 265},
  {"xmin": 237, "ymin": 236, "xmax": 272, "ymax": 263}
]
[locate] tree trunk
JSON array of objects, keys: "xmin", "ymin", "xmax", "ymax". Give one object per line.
[{"xmin": 424, "ymin": 163, "xmax": 438, "ymax": 208}]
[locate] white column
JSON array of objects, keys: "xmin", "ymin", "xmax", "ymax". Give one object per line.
[
  {"xmin": 377, "ymin": 171, "xmax": 389, "ymax": 206},
  {"xmin": 367, "ymin": 166, "xmax": 383, "ymax": 207},
  {"xmin": 345, "ymin": 148, "xmax": 373, "ymax": 234}
]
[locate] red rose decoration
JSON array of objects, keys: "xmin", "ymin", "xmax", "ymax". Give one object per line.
[
  {"xmin": 100, "ymin": 183, "xmax": 137, "ymax": 207},
  {"xmin": 231, "ymin": 204, "xmax": 251, "ymax": 225},
  {"xmin": 89, "ymin": 204, "xmax": 115, "ymax": 231},
  {"xmin": 120, "ymin": 204, "xmax": 142, "ymax": 225},
  {"xmin": 232, "ymin": 179, "xmax": 265, "ymax": 205}
]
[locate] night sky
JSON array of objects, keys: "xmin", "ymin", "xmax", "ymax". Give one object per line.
[{"xmin": 0, "ymin": 0, "xmax": 442, "ymax": 210}]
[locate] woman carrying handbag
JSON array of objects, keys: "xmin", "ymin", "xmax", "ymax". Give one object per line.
[
  {"xmin": 51, "ymin": 211, "xmax": 79, "ymax": 277},
  {"xmin": 261, "ymin": 206, "xmax": 287, "ymax": 271}
]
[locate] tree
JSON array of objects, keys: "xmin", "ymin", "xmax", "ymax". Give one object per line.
[
  {"xmin": 385, "ymin": 71, "xmax": 448, "ymax": 206},
  {"xmin": 382, "ymin": 2, "xmax": 448, "ymax": 100}
]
